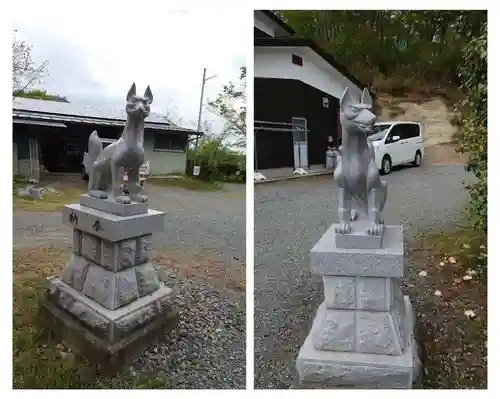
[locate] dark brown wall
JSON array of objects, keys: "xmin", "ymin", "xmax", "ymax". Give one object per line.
[{"xmin": 254, "ymin": 77, "xmax": 340, "ymax": 170}]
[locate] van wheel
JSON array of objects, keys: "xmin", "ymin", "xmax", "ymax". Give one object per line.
[
  {"xmin": 381, "ymin": 155, "xmax": 392, "ymax": 175},
  {"xmin": 413, "ymin": 151, "xmax": 422, "ymax": 167}
]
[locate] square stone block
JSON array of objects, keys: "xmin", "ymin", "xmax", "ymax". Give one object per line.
[
  {"xmin": 135, "ymin": 263, "xmax": 161, "ymax": 297},
  {"xmin": 334, "ymin": 221, "xmax": 384, "ymax": 250},
  {"xmin": 117, "ymin": 238, "xmax": 137, "ymax": 269},
  {"xmin": 357, "ymin": 311, "xmax": 402, "ymax": 355},
  {"xmin": 73, "ymin": 229, "xmax": 83, "ymax": 255},
  {"xmin": 310, "ymin": 224, "xmax": 404, "ymax": 278},
  {"xmin": 61, "ymin": 254, "xmax": 90, "ymax": 292},
  {"xmin": 311, "ymin": 306, "xmax": 356, "ymax": 352},
  {"xmin": 323, "ymin": 276, "xmax": 356, "ymax": 309},
  {"xmin": 62, "ymin": 204, "xmax": 165, "ymax": 242},
  {"xmin": 81, "ymin": 233, "xmax": 100, "ymax": 263},
  {"xmin": 356, "ymin": 277, "xmax": 391, "ymax": 311},
  {"xmin": 136, "ymin": 234, "xmax": 152, "ymax": 264}
]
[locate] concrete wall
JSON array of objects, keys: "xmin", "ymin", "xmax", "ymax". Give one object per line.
[
  {"xmin": 255, "ymin": 46, "xmax": 364, "ymax": 101},
  {"xmin": 143, "ymin": 131, "xmax": 187, "ymax": 176}
]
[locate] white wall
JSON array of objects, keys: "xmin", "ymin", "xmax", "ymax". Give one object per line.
[
  {"xmin": 254, "ymin": 11, "xmax": 290, "ymax": 38},
  {"xmin": 255, "ymin": 46, "xmax": 365, "ymax": 101}
]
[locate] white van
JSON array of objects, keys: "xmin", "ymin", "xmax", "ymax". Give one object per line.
[{"xmin": 368, "ymin": 121, "xmax": 425, "ymax": 175}]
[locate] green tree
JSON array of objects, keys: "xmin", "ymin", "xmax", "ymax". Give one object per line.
[
  {"xmin": 278, "ymin": 10, "xmax": 487, "ymax": 92},
  {"xmin": 12, "ymin": 29, "xmax": 48, "ymax": 94},
  {"xmin": 455, "ymin": 22, "xmax": 487, "ymax": 244},
  {"xmin": 13, "ymin": 89, "xmax": 69, "ymax": 103},
  {"xmin": 208, "ymin": 66, "xmax": 246, "ymax": 147}
]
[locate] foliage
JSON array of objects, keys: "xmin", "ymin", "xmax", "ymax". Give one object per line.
[
  {"xmin": 278, "ymin": 10, "xmax": 486, "ymax": 95},
  {"xmin": 12, "ymin": 29, "xmax": 48, "ymax": 94},
  {"xmin": 208, "ymin": 66, "xmax": 246, "ymax": 147},
  {"xmin": 13, "ymin": 89, "xmax": 69, "ymax": 103},
  {"xmin": 455, "ymin": 22, "xmax": 487, "ymax": 264},
  {"xmin": 187, "ymin": 134, "xmax": 245, "ymax": 182}
]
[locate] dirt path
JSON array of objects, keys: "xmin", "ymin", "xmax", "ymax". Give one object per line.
[{"xmin": 425, "ymin": 143, "xmax": 468, "ymax": 165}]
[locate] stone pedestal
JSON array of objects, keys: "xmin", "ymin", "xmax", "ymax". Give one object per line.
[
  {"xmin": 296, "ymin": 223, "xmax": 421, "ymax": 389},
  {"xmin": 40, "ymin": 198, "xmax": 177, "ymax": 374}
]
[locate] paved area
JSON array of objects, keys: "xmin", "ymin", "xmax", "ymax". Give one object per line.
[
  {"xmin": 13, "ymin": 183, "xmax": 246, "ymax": 264},
  {"xmin": 254, "ymin": 164, "xmax": 474, "ymax": 389}
]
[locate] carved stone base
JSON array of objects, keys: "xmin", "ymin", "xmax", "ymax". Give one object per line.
[
  {"xmin": 296, "ymin": 296, "xmax": 421, "ymax": 389},
  {"xmin": 40, "ymin": 292, "xmax": 178, "ymax": 376},
  {"xmin": 46, "ymin": 277, "xmax": 174, "ymax": 343}
]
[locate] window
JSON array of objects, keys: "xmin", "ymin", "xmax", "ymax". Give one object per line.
[
  {"xmin": 400, "ymin": 123, "xmax": 420, "ymax": 139},
  {"xmin": 153, "ymin": 133, "xmax": 186, "ymax": 152},
  {"xmin": 385, "ymin": 125, "xmax": 402, "ymax": 144},
  {"xmin": 292, "ymin": 117, "xmax": 307, "ymax": 142},
  {"xmin": 292, "ymin": 54, "xmax": 303, "ymax": 66}
]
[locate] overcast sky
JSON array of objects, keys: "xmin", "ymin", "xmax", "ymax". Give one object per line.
[{"xmin": 12, "ymin": 5, "xmax": 246, "ymax": 132}]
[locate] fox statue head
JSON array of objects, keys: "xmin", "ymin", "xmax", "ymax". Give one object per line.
[
  {"xmin": 125, "ymin": 82, "xmax": 153, "ymax": 119},
  {"xmin": 339, "ymin": 87, "xmax": 376, "ymax": 136}
]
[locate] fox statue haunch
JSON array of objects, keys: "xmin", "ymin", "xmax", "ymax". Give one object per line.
[
  {"xmin": 83, "ymin": 83, "xmax": 152, "ymax": 204},
  {"xmin": 333, "ymin": 87, "xmax": 388, "ymax": 236}
]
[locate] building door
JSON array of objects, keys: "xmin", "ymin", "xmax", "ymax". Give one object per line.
[
  {"xmin": 13, "ymin": 142, "xmax": 18, "ymax": 175},
  {"xmin": 292, "ymin": 117, "xmax": 308, "ymax": 170},
  {"xmin": 28, "ymin": 136, "xmax": 40, "ymax": 181}
]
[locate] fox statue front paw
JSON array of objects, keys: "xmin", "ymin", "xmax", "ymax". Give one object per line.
[
  {"xmin": 115, "ymin": 195, "xmax": 132, "ymax": 204},
  {"xmin": 367, "ymin": 222, "xmax": 383, "ymax": 236},
  {"xmin": 131, "ymin": 194, "xmax": 148, "ymax": 203},
  {"xmin": 335, "ymin": 221, "xmax": 351, "ymax": 235}
]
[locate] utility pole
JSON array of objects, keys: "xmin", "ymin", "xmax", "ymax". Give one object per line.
[{"xmin": 195, "ymin": 68, "xmax": 217, "ymax": 153}]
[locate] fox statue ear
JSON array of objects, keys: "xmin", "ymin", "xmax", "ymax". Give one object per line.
[
  {"xmin": 361, "ymin": 87, "xmax": 372, "ymax": 107},
  {"xmin": 339, "ymin": 87, "xmax": 352, "ymax": 111},
  {"xmin": 126, "ymin": 82, "xmax": 137, "ymax": 102},
  {"xmin": 144, "ymin": 85, "xmax": 153, "ymax": 104}
]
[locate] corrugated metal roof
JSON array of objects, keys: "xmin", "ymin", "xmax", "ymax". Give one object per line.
[{"xmin": 12, "ymin": 97, "xmax": 198, "ymax": 134}]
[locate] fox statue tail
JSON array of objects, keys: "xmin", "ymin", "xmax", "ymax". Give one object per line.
[{"xmin": 82, "ymin": 131, "xmax": 103, "ymax": 174}]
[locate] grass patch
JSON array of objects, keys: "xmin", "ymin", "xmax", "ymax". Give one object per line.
[
  {"xmin": 13, "ymin": 247, "xmax": 173, "ymax": 389},
  {"xmin": 407, "ymin": 225, "xmax": 487, "ymax": 388},
  {"xmin": 13, "ymin": 246, "xmax": 245, "ymax": 388},
  {"xmin": 13, "ymin": 183, "xmax": 84, "ymax": 212},
  {"xmin": 148, "ymin": 177, "xmax": 222, "ymax": 191}
]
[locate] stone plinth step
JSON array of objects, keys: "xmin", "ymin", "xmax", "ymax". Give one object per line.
[
  {"xmin": 40, "ymin": 292, "xmax": 178, "ymax": 376},
  {"xmin": 46, "ymin": 276, "xmax": 174, "ymax": 343},
  {"xmin": 310, "ymin": 225, "xmax": 404, "ymax": 278},
  {"xmin": 334, "ymin": 221, "xmax": 385, "ymax": 250},
  {"xmin": 80, "ymin": 194, "xmax": 149, "ymax": 217},
  {"xmin": 62, "ymin": 204, "xmax": 165, "ymax": 242}
]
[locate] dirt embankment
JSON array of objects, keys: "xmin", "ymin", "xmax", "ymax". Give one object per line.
[{"xmin": 377, "ymin": 94, "xmax": 467, "ymax": 165}]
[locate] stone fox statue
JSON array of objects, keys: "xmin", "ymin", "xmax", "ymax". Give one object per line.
[
  {"xmin": 83, "ymin": 83, "xmax": 152, "ymax": 204},
  {"xmin": 333, "ymin": 87, "xmax": 388, "ymax": 236}
]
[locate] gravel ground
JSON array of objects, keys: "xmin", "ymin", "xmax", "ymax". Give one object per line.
[
  {"xmin": 13, "ymin": 182, "xmax": 246, "ymax": 389},
  {"xmin": 254, "ymin": 164, "xmax": 474, "ymax": 389},
  {"xmin": 124, "ymin": 267, "xmax": 246, "ymax": 389}
]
